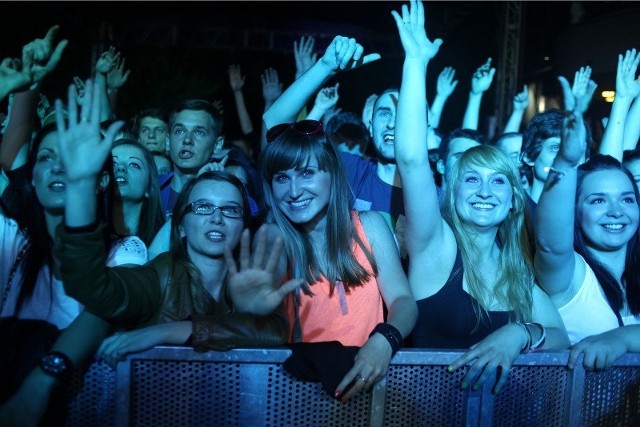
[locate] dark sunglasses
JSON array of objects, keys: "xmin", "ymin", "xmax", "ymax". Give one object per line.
[{"xmin": 266, "ymin": 120, "xmax": 324, "ymax": 143}]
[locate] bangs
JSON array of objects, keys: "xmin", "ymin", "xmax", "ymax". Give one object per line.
[
  {"xmin": 456, "ymin": 145, "xmax": 518, "ymax": 183},
  {"xmin": 262, "ymin": 133, "xmax": 330, "ymax": 180}
]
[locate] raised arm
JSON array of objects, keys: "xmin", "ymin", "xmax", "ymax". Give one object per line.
[
  {"xmin": 260, "ymin": 67, "xmax": 283, "ymax": 150},
  {"xmin": 503, "ymin": 85, "xmax": 528, "ymax": 133},
  {"xmin": 0, "ymin": 26, "xmax": 67, "ymax": 171},
  {"xmin": 306, "ymin": 83, "xmax": 340, "ymax": 121},
  {"xmin": 599, "ymin": 50, "xmax": 640, "ymax": 160},
  {"xmin": 558, "ymin": 65, "xmax": 598, "ymax": 116},
  {"xmin": 105, "ymin": 53, "xmax": 130, "ymax": 118},
  {"xmin": 93, "ymin": 46, "xmax": 121, "ymax": 121},
  {"xmin": 394, "ymin": 0, "xmax": 453, "ymax": 291},
  {"xmin": 623, "ymin": 94, "xmax": 640, "ymax": 150},
  {"xmin": 534, "ymin": 109, "xmax": 586, "ymax": 299},
  {"xmin": 430, "ymin": 66, "xmax": 458, "ymax": 129},
  {"xmin": 462, "ymin": 58, "xmax": 495, "ymax": 130},
  {"xmin": 228, "ymin": 64, "xmax": 254, "ymax": 135},
  {"xmin": 263, "ymin": 35, "xmax": 380, "ymax": 129}
]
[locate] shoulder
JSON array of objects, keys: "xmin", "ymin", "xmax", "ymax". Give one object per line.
[{"xmin": 357, "ymin": 210, "xmax": 393, "ymax": 243}]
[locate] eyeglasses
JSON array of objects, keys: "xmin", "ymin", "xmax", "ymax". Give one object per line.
[
  {"xmin": 266, "ymin": 120, "xmax": 324, "ymax": 143},
  {"xmin": 181, "ymin": 201, "xmax": 244, "ymax": 219}
]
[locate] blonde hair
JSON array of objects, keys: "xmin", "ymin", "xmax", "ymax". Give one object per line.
[{"xmin": 442, "ymin": 145, "xmax": 534, "ymax": 324}]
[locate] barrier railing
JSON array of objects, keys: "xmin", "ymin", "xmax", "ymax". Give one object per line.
[{"xmin": 64, "ymin": 347, "xmax": 640, "ymax": 426}]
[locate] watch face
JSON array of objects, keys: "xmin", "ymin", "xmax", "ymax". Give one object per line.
[{"xmin": 40, "ymin": 352, "xmax": 71, "ymax": 379}]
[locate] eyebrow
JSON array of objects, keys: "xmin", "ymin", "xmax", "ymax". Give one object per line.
[
  {"xmin": 587, "ymin": 191, "xmax": 636, "ymax": 197},
  {"xmin": 113, "ymin": 155, "xmax": 144, "ymax": 163},
  {"xmin": 38, "ymin": 148, "xmax": 55, "ymax": 153}
]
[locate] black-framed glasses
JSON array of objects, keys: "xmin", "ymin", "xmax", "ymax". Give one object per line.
[
  {"xmin": 266, "ymin": 120, "xmax": 324, "ymax": 143},
  {"xmin": 181, "ymin": 201, "xmax": 244, "ymax": 219}
]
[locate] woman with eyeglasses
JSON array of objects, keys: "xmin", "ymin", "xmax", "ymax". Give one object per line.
[{"xmin": 47, "ymin": 81, "xmax": 293, "ymax": 365}]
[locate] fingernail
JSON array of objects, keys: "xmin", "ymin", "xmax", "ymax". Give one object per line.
[
  {"xmin": 472, "ymin": 384, "xmax": 479, "ymax": 391},
  {"xmin": 493, "ymin": 388, "xmax": 500, "ymax": 395},
  {"xmin": 334, "ymin": 391, "xmax": 341, "ymax": 398},
  {"xmin": 460, "ymin": 382, "xmax": 467, "ymax": 390},
  {"xmin": 447, "ymin": 366, "xmax": 454, "ymax": 372}
]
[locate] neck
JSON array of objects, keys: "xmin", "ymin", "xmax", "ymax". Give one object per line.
[
  {"xmin": 112, "ymin": 199, "xmax": 143, "ymax": 236},
  {"xmin": 190, "ymin": 250, "xmax": 228, "ymax": 301},
  {"xmin": 528, "ymin": 178, "xmax": 545, "ymax": 204},
  {"xmin": 45, "ymin": 210, "xmax": 64, "ymax": 239},
  {"xmin": 589, "ymin": 245, "xmax": 627, "ymax": 282},
  {"xmin": 376, "ymin": 162, "xmax": 402, "ymax": 187},
  {"xmin": 171, "ymin": 169, "xmax": 197, "ymax": 193}
]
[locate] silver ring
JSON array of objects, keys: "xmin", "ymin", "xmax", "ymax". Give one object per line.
[{"xmin": 359, "ymin": 376, "xmax": 367, "ymax": 383}]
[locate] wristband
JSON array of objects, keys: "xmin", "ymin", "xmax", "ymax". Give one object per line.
[{"xmin": 369, "ymin": 323, "xmax": 403, "ymax": 356}]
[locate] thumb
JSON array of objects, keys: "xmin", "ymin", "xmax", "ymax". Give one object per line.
[
  {"xmin": 278, "ymin": 279, "xmax": 304, "ymax": 297},
  {"xmin": 44, "ymin": 25, "xmax": 60, "ymax": 43}
]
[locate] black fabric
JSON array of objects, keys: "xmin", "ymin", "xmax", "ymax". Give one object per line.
[
  {"xmin": 409, "ymin": 250, "xmax": 513, "ymax": 349},
  {"xmin": 0, "ymin": 316, "xmax": 61, "ymax": 403},
  {"xmin": 283, "ymin": 341, "xmax": 359, "ymax": 399}
]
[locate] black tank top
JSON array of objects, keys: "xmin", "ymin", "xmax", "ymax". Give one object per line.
[{"xmin": 409, "ymin": 249, "xmax": 513, "ymax": 349}]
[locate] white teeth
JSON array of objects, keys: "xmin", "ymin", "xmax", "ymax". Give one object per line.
[
  {"xmin": 383, "ymin": 135, "xmax": 395, "ymax": 142},
  {"xmin": 115, "ymin": 177, "xmax": 127, "ymax": 183},
  {"xmin": 289, "ymin": 200, "xmax": 311, "ymax": 208},
  {"xmin": 472, "ymin": 203, "xmax": 494, "ymax": 209},
  {"xmin": 603, "ymin": 224, "xmax": 623, "ymax": 230},
  {"xmin": 50, "ymin": 182, "xmax": 66, "ymax": 189},
  {"xmin": 206, "ymin": 231, "xmax": 223, "ymax": 239}
]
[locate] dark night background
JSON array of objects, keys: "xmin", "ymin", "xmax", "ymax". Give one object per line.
[{"xmin": 1, "ymin": 1, "xmax": 639, "ymax": 138}]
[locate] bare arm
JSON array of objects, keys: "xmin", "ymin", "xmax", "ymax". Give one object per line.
[
  {"xmin": 599, "ymin": 50, "xmax": 640, "ymax": 160},
  {"xmin": 228, "ymin": 64, "xmax": 254, "ymax": 135},
  {"xmin": 503, "ymin": 85, "xmax": 528, "ymax": 133},
  {"xmin": 462, "ymin": 58, "xmax": 495, "ymax": 130},
  {"xmin": 623, "ymin": 94, "xmax": 640, "ymax": 150},
  {"xmin": 429, "ymin": 66, "xmax": 457, "ymax": 129}
]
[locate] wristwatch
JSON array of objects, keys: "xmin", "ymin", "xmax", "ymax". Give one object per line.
[{"xmin": 39, "ymin": 351, "xmax": 73, "ymax": 382}]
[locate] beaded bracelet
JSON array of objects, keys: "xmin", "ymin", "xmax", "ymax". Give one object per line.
[{"xmin": 370, "ymin": 323, "xmax": 403, "ymax": 356}]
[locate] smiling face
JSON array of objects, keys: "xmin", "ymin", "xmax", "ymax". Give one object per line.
[
  {"xmin": 179, "ymin": 180, "xmax": 245, "ymax": 263},
  {"xmin": 271, "ymin": 155, "xmax": 332, "ymax": 232},
  {"xmin": 169, "ymin": 110, "xmax": 222, "ymax": 174},
  {"xmin": 577, "ymin": 169, "xmax": 639, "ymax": 252},
  {"xmin": 454, "ymin": 165, "xmax": 514, "ymax": 230},
  {"xmin": 111, "ymin": 144, "xmax": 150, "ymax": 203},
  {"xmin": 32, "ymin": 131, "xmax": 66, "ymax": 213},
  {"xmin": 370, "ymin": 90, "xmax": 399, "ymax": 162}
]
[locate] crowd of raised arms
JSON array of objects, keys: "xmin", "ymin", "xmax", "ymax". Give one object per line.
[{"xmin": 1, "ymin": 1, "xmax": 639, "ymax": 424}]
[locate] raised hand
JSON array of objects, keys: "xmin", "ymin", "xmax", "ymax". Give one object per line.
[
  {"xmin": 320, "ymin": 36, "xmax": 381, "ymax": 72},
  {"xmin": 512, "ymin": 85, "xmax": 529, "ymax": 111},
  {"xmin": 615, "ymin": 49, "xmax": 640, "ymax": 100},
  {"xmin": 391, "ymin": 0, "xmax": 443, "ymax": 63},
  {"xmin": 95, "ymin": 46, "xmax": 119, "ymax": 75},
  {"xmin": 228, "ymin": 64, "xmax": 246, "ymax": 92},
  {"xmin": 261, "ymin": 67, "xmax": 283, "ymax": 104},
  {"xmin": 314, "ymin": 83, "xmax": 340, "ymax": 111},
  {"xmin": 471, "ymin": 58, "xmax": 496, "ymax": 95},
  {"xmin": 73, "ymin": 76, "xmax": 87, "ymax": 106},
  {"xmin": 294, "ymin": 36, "xmax": 318, "ymax": 79},
  {"xmin": 225, "ymin": 226, "xmax": 303, "ymax": 316},
  {"xmin": 0, "ymin": 57, "xmax": 33, "ymax": 99},
  {"xmin": 55, "ymin": 78, "xmax": 123, "ymax": 184},
  {"xmin": 197, "ymin": 154, "xmax": 228, "ymax": 176},
  {"xmin": 106, "ymin": 55, "xmax": 130, "ymax": 90},
  {"xmin": 559, "ymin": 109, "xmax": 586, "ymax": 167},
  {"xmin": 22, "ymin": 25, "xmax": 68, "ymax": 84},
  {"xmin": 558, "ymin": 65, "xmax": 598, "ymax": 113},
  {"xmin": 437, "ymin": 66, "xmax": 458, "ymax": 98},
  {"xmin": 212, "ymin": 99, "xmax": 224, "ymax": 115}
]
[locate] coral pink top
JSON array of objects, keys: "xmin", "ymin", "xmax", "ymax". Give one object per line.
[{"xmin": 285, "ymin": 212, "xmax": 383, "ymax": 347}]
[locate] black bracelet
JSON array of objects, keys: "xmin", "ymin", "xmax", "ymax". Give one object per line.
[{"xmin": 369, "ymin": 323, "xmax": 403, "ymax": 356}]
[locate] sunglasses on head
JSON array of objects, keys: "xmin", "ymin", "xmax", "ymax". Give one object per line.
[{"xmin": 266, "ymin": 120, "xmax": 324, "ymax": 143}]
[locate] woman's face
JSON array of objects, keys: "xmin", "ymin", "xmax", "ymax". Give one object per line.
[
  {"xmin": 577, "ymin": 169, "xmax": 639, "ymax": 252},
  {"xmin": 112, "ymin": 144, "xmax": 150, "ymax": 203},
  {"xmin": 455, "ymin": 165, "xmax": 513, "ymax": 230},
  {"xmin": 180, "ymin": 180, "xmax": 245, "ymax": 262},
  {"xmin": 32, "ymin": 132, "xmax": 66, "ymax": 213},
  {"xmin": 271, "ymin": 155, "xmax": 331, "ymax": 232}
]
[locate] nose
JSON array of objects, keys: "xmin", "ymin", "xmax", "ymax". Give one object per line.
[
  {"xmin": 289, "ymin": 178, "xmax": 302, "ymax": 198},
  {"xmin": 386, "ymin": 117, "xmax": 395, "ymax": 129},
  {"xmin": 476, "ymin": 181, "xmax": 491, "ymax": 198},
  {"xmin": 208, "ymin": 207, "xmax": 224, "ymax": 223},
  {"xmin": 51, "ymin": 158, "xmax": 65, "ymax": 174},
  {"xmin": 148, "ymin": 131, "xmax": 156, "ymax": 140},
  {"xmin": 607, "ymin": 205, "xmax": 623, "ymax": 218},
  {"xmin": 114, "ymin": 162, "xmax": 126, "ymax": 173},
  {"xmin": 183, "ymin": 132, "xmax": 193, "ymax": 145}
]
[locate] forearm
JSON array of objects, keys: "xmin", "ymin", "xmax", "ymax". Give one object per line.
[
  {"xmin": 623, "ymin": 96, "xmax": 640, "ymax": 151},
  {"xmin": 306, "ymin": 104, "xmax": 328, "ymax": 121},
  {"xmin": 1, "ymin": 89, "xmax": 38, "ymax": 171},
  {"xmin": 538, "ymin": 326, "xmax": 570, "ymax": 351},
  {"xmin": 396, "ymin": 58, "xmax": 429, "ymax": 166},
  {"xmin": 429, "ymin": 93, "xmax": 447, "ymax": 128},
  {"xmin": 385, "ymin": 295, "xmax": 418, "ymax": 339},
  {"xmin": 462, "ymin": 92, "xmax": 482, "ymax": 130},
  {"xmin": 263, "ymin": 60, "xmax": 335, "ymax": 128},
  {"xmin": 503, "ymin": 109, "xmax": 525, "ymax": 133},
  {"xmin": 599, "ymin": 96, "xmax": 632, "ymax": 161},
  {"xmin": 191, "ymin": 308, "xmax": 289, "ymax": 351},
  {"xmin": 232, "ymin": 90, "xmax": 254, "ymax": 135},
  {"xmin": 94, "ymin": 74, "xmax": 113, "ymax": 122},
  {"xmin": 108, "ymin": 90, "xmax": 119, "ymax": 118},
  {"xmin": 56, "ymin": 223, "xmax": 160, "ymax": 323}
]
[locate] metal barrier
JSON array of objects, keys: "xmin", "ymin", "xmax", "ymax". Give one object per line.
[{"xmin": 65, "ymin": 347, "xmax": 640, "ymax": 427}]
